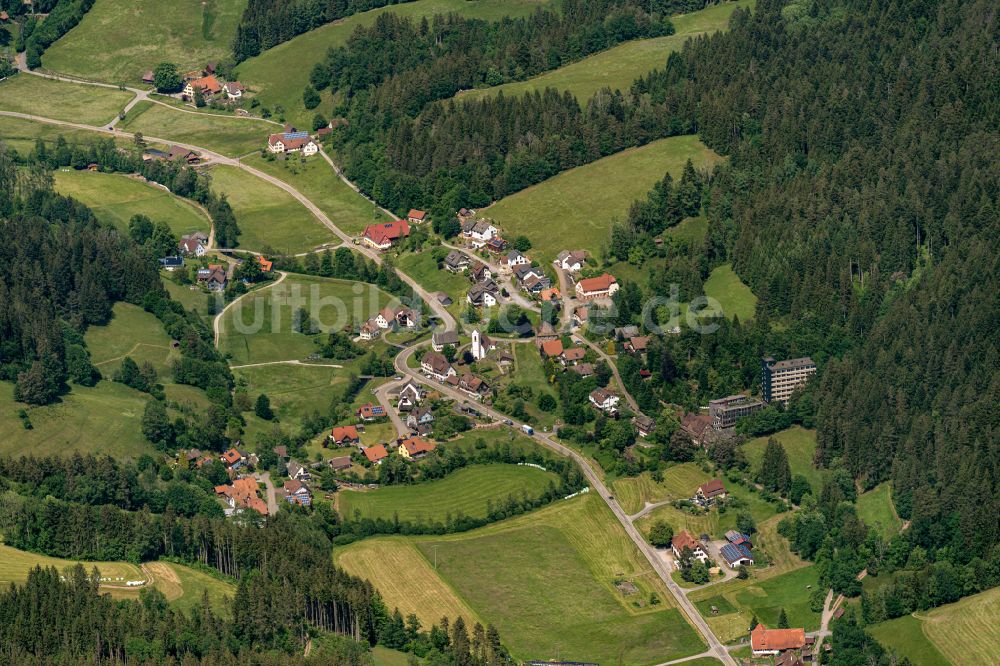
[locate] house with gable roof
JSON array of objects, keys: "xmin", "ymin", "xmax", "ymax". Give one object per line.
[
  {"xmin": 267, "ymin": 130, "xmax": 318, "ymax": 156},
  {"xmin": 362, "ymin": 220, "xmax": 410, "ymax": 250}
]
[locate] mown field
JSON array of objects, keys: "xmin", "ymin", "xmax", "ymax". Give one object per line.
[
  {"xmin": 218, "ymin": 274, "xmax": 392, "ymax": 364},
  {"xmin": 205, "ymin": 164, "xmax": 337, "ymax": 253},
  {"xmin": 856, "ymin": 482, "xmax": 902, "ymax": 538},
  {"xmin": 42, "ymin": 0, "xmax": 247, "ymax": 83},
  {"xmin": 703, "ymin": 264, "xmax": 757, "ymax": 322},
  {"xmin": 484, "ymin": 135, "xmax": 723, "ymax": 263},
  {"xmin": 339, "ymin": 494, "xmax": 704, "ymax": 664},
  {"xmin": 459, "ymin": 0, "xmax": 754, "ymax": 103},
  {"xmin": 0, "ymin": 74, "xmax": 132, "ymax": 125},
  {"xmin": 235, "ymin": 0, "xmax": 558, "ymax": 129},
  {"xmin": 871, "ymin": 583, "xmax": 1000, "ymax": 666},
  {"xmin": 742, "ymin": 427, "xmax": 823, "ymax": 496},
  {"xmin": 118, "ymin": 101, "xmax": 274, "ymax": 157},
  {"xmin": 53, "ymin": 169, "xmax": 211, "ymax": 237},
  {"xmin": 339, "ymin": 464, "xmax": 560, "ymax": 523},
  {"xmin": 85, "ymin": 303, "xmax": 180, "ymax": 377},
  {"xmin": 633, "ymin": 481, "xmax": 779, "ymax": 541},
  {"xmin": 244, "ymin": 154, "xmax": 389, "ymax": 237}
]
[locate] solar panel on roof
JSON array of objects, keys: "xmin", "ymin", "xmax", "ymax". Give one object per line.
[{"xmin": 284, "ymin": 131, "xmax": 310, "ymax": 140}]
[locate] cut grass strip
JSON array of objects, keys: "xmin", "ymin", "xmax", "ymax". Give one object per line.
[{"xmin": 0, "ymin": 74, "xmax": 132, "ymax": 125}]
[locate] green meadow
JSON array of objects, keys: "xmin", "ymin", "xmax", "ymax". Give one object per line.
[
  {"xmin": 0, "ymin": 115, "xmax": 108, "ymax": 154},
  {"xmin": 53, "ymin": 169, "xmax": 211, "ymax": 237},
  {"xmin": 856, "ymin": 483, "xmax": 903, "ymax": 538},
  {"xmin": 42, "ymin": 0, "xmax": 247, "ymax": 83},
  {"xmin": 484, "ymin": 135, "xmax": 723, "ymax": 263},
  {"xmin": 743, "ymin": 427, "xmax": 824, "ymax": 496},
  {"xmin": 118, "ymin": 101, "xmax": 273, "ymax": 156},
  {"xmin": 0, "ymin": 74, "xmax": 132, "ymax": 125},
  {"xmin": 703, "ymin": 263, "xmax": 757, "ymax": 322},
  {"xmin": 206, "ymin": 164, "xmax": 337, "ymax": 253}
]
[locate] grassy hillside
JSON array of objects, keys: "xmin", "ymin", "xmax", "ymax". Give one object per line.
[
  {"xmin": 205, "ymin": 164, "xmax": 337, "ymax": 253},
  {"xmin": 217, "ymin": 274, "xmax": 391, "ymax": 364},
  {"xmin": 53, "ymin": 169, "xmax": 211, "ymax": 237},
  {"xmin": 703, "ymin": 263, "xmax": 757, "ymax": 322},
  {"xmin": 612, "ymin": 463, "xmax": 716, "ymax": 515},
  {"xmin": 459, "ymin": 0, "xmax": 754, "ymax": 103},
  {"xmin": 233, "ymin": 363, "xmax": 349, "ymax": 442},
  {"xmin": 244, "ymin": 154, "xmax": 389, "ymax": 237},
  {"xmin": 118, "ymin": 101, "xmax": 274, "ymax": 157},
  {"xmin": 0, "ymin": 116, "xmax": 107, "ymax": 154},
  {"xmin": 868, "ymin": 614, "xmax": 951, "ymax": 666},
  {"xmin": 633, "ymin": 481, "xmax": 779, "ymax": 540},
  {"xmin": 85, "ymin": 303, "xmax": 180, "ymax": 377},
  {"xmin": 483, "ymin": 135, "xmax": 723, "ymax": 263},
  {"xmin": 339, "ymin": 464, "xmax": 560, "ymax": 523},
  {"xmin": 856, "ymin": 483, "xmax": 903, "ymax": 538},
  {"xmin": 235, "ymin": 0, "xmax": 556, "ymax": 129},
  {"xmin": 0, "ymin": 380, "xmax": 155, "ymax": 458},
  {"xmin": 0, "ymin": 75, "xmax": 132, "ymax": 125},
  {"xmin": 43, "ymin": 0, "xmax": 247, "ymax": 83},
  {"xmin": 742, "ymin": 427, "xmax": 823, "ymax": 495}
]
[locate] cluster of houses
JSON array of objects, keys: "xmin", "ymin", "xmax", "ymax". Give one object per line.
[
  {"xmin": 359, "ymin": 304, "xmax": 418, "ymax": 340},
  {"xmin": 750, "ymin": 625, "xmax": 812, "ymax": 663},
  {"xmin": 142, "ymin": 63, "xmax": 246, "ymax": 103}
]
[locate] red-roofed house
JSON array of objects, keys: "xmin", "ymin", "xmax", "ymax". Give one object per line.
[
  {"xmin": 362, "ymin": 444, "xmax": 389, "ymax": 465},
  {"xmin": 750, "ymin": 624, "xmax": 806, "ymax": 657},
  {"xmin": 625, "ymin": 336, "xmax": 650, "ymax": 353},
  {"xmin": 670, "ymin": 530, "xmax": 709, "ymax": 564},
  {"xmin": 575, "ymin": 273, "xmax": 619, "ymax": 300},
  {"xmin": 561, "ymin": 348, "xmax": 586, "ymax": 365},
  {"xmin": 356, "ymin": 403, "xmax": 386, "ymax": 422},
  {"xmin": 183, "ymin": 75, "xmax": 222, "ymax": 98},
  {"xmin": 215, "ymin": 476, "xmax": 268, "ymax": 515},
  {"xmin": 540, "ymin": 339, "xmax": 564, "ymax": 358},
  {"xmin": 398, "ymin": 437, "xmax": 436, "ymax": 460},
  {"xmin": 696, "ymin": 479, "xmax": 728, "ymax": 502},
  {"xmin": 256, "ymin": 256, "xmax": 273, "ymax": 272},
  {"xmin": 362, "ymin": 220, "xmax": 410, "ymax": 250},
  {"xmin": 407, "ymin": 209, "xmax": 427, "ymax": 224},
  {"xmin": 329, "ymin": 425, "xmax": 360, "ymax": 446}
]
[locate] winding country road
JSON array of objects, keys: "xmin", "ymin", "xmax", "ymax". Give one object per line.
[{"xmin": 3, "ymin": 70, "xmax": 734, "ymax": 664}]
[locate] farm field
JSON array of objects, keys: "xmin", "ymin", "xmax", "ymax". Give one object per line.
[
  {"xmin": 0, "ymin": 74, "xmax": 132, "ymax": 125},
  {"xmin": 205, "ymin": 165, "xmax": 337, "ymax": 253},
  {"xmin": 335, "ymin": 538, "xmax": 482, "ymax": 627},
  {"xmin": 459, "ymin": 0, "xmax": 753, "ymax": 103},
  {"xmin": 690, "ymin": 564, "xmax": 821, "ymax": 644},
  {"xmin": 235, "ymin": 0, "xmax": 557, "ymax": 129},
  {"xmin": 118, "ymin": 101, "xmax": 273, "ymax": 157},
  {"xmin": 338, "ymin": 464, "xmax": 560, "ymax": 523},
  {"xmin": 867, "ymin": 614, "xmax": 951, "ymax": 666},
  {"xmin": 143, "ymin": 562, "xmax": 235, "ymax": 617},
  {"xmin": 0, "ymin": 115, "xmax": 106, "ymax": 153},
  {"xmin": 612, "ymin": 463, "xmax": 716, "ymax": 515},
  {"xmin": 42, "ymin": 0, "xmax": 247, "ymax": 83},
  {"xmin": 743, "ymin": 427, "xmax": 824, "ymax": 496},
  {"xmin": 0, "ymin": 380, "xmax": 155, "ymax": 459},
  {"xmin": 233, "ymin": 363, "xmax": 348, "ymax": 442},
  {"xmin": 703, "ymin": 264, "xmax": 757, "ymax": 322},
  {"xmin": 85, "ymin": 303, "xmax": 180, "ymax": 377},
  {"xmin": 340, "ymin": 494, "xmax": 704, "ymax": 664},
  {"xmin": 484, "ymin": 135, "xmax": 723, "ymax": 263},
  {"xmin": 244, "ymin": 154, "xmax": 389, "ymax": 237},
  {"xmin": 52, "ymin": 169, "xmax": 211, "ymax": 237},
  {"xmin": 856, "ymin": 483, "xmax": 903, "ymax": 538},
  {"xmin": 217, "ymin": 274, "xmax": 392, "ymax": 364}
]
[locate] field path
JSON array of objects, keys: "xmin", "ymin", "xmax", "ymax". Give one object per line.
[
  {"xmin": 392, "ymin": 342, "xmax": 736, "ymax": 666},
  {"xmin": 213, "ymin": 270, "xmax": 288, "ymax": 347},
  {"xmin": 229, "ymin": 359, "xmax": 343, "ymax": 370}
]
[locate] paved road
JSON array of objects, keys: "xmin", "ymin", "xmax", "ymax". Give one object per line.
[
  {"xmin": 392, "ymin": 343, "xmax": 737, "ymax": 666},
  {"xmin": 255, "ymin": 471, "xmax": 280, "ymax": 515},
  {"xmin": 572, "ymin": 333, "xmax": 645, "ymax": 415},
  {"xmin": 229, "ymin": 359, "xmax": 343, "ymax": 370},
  {"xmin": 440, "ymin": 240, "xmax": 540, "ymax": 313},
  {"xmin": 374, "ymin": 378, "xmax": 409, "ymax": 437}
]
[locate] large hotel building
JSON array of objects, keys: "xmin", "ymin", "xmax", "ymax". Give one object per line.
[{"xmin": 761, "ymin": 356, "xmax": 817, "ymax": 405}]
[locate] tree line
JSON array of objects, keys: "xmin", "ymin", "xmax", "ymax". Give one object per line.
[{"xmin": 15, "ymin": 0, "xmax": 95, "ymax": 69}]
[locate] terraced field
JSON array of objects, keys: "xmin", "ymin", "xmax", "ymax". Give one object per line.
[
  {"xmin": 339, "ymin": 464, "xmax": 560, "ymax": 523},
  {"xmin": 205, "ymin": 164, "xmax": 337, "ymax": 253},
  {"xmin": 43, "ymin": 0, "xmax": 247, "ymax": 83},
  {"xmin": 53, "ymin": 169, "xmax": 211, "ymax": 237},
  {"xmin": 483, "ymin": 135, "xmax": 723, "ymax": 263},
  {"xmin": 0, "ymin": 74, "xmax": 132, "ymax": 125}
]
